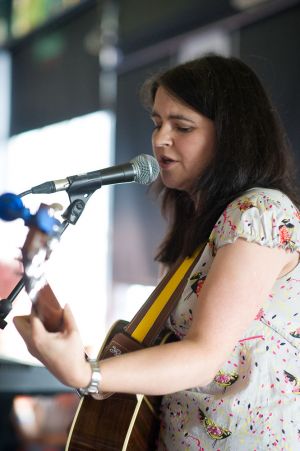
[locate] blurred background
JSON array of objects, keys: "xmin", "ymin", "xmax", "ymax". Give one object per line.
[{"xmin": 0, "ymin": 0, "xmax": 299, "ymax": 449}]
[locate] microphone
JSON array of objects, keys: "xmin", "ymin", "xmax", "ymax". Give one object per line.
[{"xmin": 30, "ymin": 154, "xmax": 160, "ymax": 195}]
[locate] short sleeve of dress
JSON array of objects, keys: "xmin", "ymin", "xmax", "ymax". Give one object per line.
[{"xmin": 209, "ymin": 188, "xmax": 300, "ymax": 253}]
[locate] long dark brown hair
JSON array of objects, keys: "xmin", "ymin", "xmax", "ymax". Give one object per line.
[{"xmin": 141, "ymin": 54, "xmax": 300, "ymax": 265}]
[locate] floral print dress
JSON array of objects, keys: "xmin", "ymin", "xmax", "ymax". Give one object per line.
[{"xmin": 157, "ymin": 188, "xmax": 300, "ymax": 451}]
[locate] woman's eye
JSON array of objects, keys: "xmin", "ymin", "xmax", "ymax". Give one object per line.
[
  {"xmin": 176, "ymin": 126, "xmax": 192, "ymax": 133},
  {"xmin": 152, "ymin": 124, "xmax": 161, "ymax": 131}
]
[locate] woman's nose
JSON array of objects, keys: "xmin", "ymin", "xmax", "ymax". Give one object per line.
[{"xmin": 153, "ymin": 125, "xmax": 173, "ymax": 147}]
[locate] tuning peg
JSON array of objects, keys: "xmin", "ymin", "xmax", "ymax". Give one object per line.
[
  {"xmin": 0, "ymin": 193, "xmax": 62, "ymax": 236},
  {"xmin": 0, "ymin": 192, "xmax": 30, "ymax": 222}
]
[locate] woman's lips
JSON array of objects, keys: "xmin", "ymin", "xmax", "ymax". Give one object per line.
[{"xmin": 159, "ymin": 156, "xmax": 177, "ymax": 169}]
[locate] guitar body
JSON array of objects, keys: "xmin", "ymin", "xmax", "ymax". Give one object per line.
[
  {"xmin": 66, "ymin": 320, "xmax": 164, "ymax": 450},
  {"xmin": 66, "ymin": 392, "xmax": 160, "ymax": 450}
]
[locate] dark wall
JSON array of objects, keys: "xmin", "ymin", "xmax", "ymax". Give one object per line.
[
  {"xmin": 118, "ymin": 0, "xmax": 236, "ymax": 54},
  {"xmin": 10, "ymin": 2, "xmax": 100, "ymax": 135},
  {"xmin": 237, "ymin": 5, "xmax": 300, "ymax": 168}
]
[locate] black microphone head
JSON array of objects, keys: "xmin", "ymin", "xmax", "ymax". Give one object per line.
[{"xmin": 130, "ymin": 154, "xmax": 160, "ymax": 185}]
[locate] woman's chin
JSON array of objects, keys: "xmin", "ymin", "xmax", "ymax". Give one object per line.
[{"xmin": 161, "ymin": 177, "xmax": 190, "ymax": 193}]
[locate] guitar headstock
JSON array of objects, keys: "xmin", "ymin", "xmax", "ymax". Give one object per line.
[
  {"xmin": 21, "ymin": 203, "xmax": 62, "ymax": 304},
  {"xmin": 0, "ymin": 193, "xmax": 64, "ymax": 331}
]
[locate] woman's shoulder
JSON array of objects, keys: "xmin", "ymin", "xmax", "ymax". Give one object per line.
[
  {"xmin": 210, "ymin": 187, "xmax": 300, "ymax": 252},
  {"xmin": 228, "ymin": 187, "xmax": 298, "ymax": 213}
]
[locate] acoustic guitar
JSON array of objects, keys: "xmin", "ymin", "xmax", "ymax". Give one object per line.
[{"xmin": 21, "ymin": 202, "xmax": 201, "ymax": 450}]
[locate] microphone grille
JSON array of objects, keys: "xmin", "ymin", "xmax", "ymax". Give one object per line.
[{"xmin": 130, "ymin": 154, "xmax": 160, "ymax": 185}]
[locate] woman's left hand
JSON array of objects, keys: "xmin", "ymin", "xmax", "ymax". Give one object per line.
[{"xmin": 13, "ymin": 304, "xmax": 91, "ymax": 389}]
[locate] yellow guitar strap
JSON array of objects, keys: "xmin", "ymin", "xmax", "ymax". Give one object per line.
[{"xmin": 131, "ymin": 245, "xmax": 204, "ymax": 343}]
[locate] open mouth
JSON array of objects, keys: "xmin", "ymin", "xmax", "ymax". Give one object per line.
[{"xmin": 160, "ymin": 156, "xmax": 175, "ymax": 165}]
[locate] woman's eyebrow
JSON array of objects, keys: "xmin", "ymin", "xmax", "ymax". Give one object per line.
[{"xmin": 151, "ymin": 111, "xmax": 196, "ymax": 124}]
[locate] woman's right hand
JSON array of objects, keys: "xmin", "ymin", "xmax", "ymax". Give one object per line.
[{"xmin": 14, "ymin": 304, "xmax": 91, "ymax": 389}]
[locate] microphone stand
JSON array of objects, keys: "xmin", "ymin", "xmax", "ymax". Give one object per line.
[{"xmin": 0, "ymin": 187, "xmax": 95, "ymax": 330}]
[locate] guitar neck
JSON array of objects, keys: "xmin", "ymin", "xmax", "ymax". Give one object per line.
[{"xmin": 32, "ymin": 283, "xmax": 63, "ymax": 333}]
